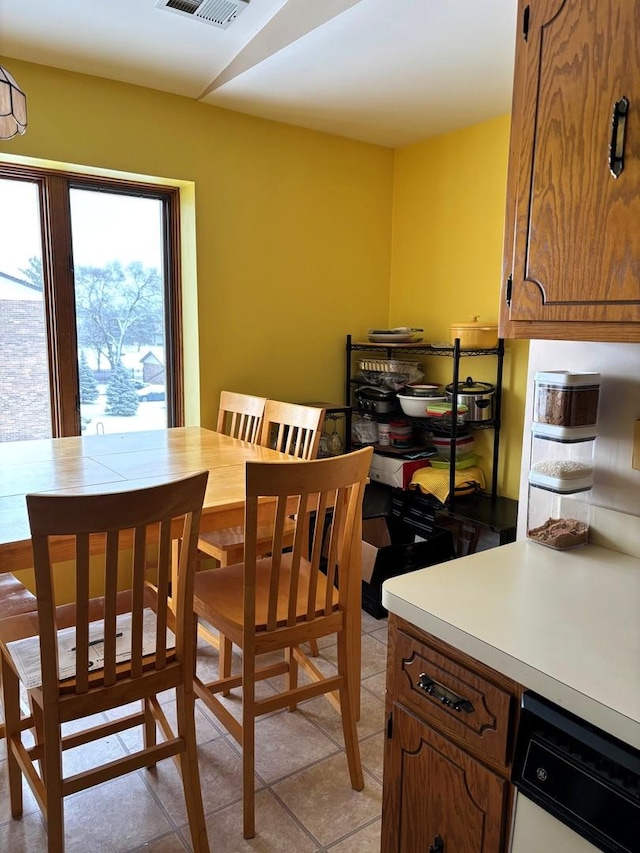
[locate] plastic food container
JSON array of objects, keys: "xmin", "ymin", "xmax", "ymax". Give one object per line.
[
  {"xmin": 430, "ymin": 452, "xmax": 478, "ymax": 470},
  {"xmin": 533, "ymin": 371, "xmax": 600, "ymax": 427},
  {"xmin": 425, "ymin": 401, "xmax": 469, "ymax": 422},
  {"xmin": 449, "ymin": 316, "xmax": 499, "ymax": 349},
  {"xmin": 389, "ymin": 419, "xmax": 413, "ymax": 448},
  {"xmin": 377, "ymin": 420, "xmax": 391, "ymax": 445},
  {"xmin": 431, "ymin": 434, "xmax": 475, "ymax": 458},
  {"xmin": 527, "ymin": 460, "xmax": 593, "ymax": 550}
]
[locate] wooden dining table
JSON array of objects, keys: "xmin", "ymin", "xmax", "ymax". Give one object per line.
[{"xmin": 0, "ymin": 426, "xmax": 361, "ymax": 715}]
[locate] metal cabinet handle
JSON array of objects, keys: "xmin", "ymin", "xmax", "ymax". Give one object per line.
[
  {"xmin": 417, "ymin": 673, "xmax": 474, "ymax": 713},
  {"xmin": 429, "ymin": 834, "xmax": 444, "ymax": 853},
  {"xmin": 609, "ymin": 96, "xmax": 629, "ymax": 178}
]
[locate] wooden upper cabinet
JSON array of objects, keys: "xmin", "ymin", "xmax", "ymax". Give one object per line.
[{"xmin": 500, "ymin": 0, "xmax": 640, "ymax": 341}]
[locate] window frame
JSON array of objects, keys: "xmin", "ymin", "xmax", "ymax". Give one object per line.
[{"xmin": 0, "ymin": 163, "xmax": 184, "ymax": 437}]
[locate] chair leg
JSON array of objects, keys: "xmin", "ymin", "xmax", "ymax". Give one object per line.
[
  {"xmin": 175, "ymin": 686, "xmax": 210, "ymax": 853},
  {"xmin": 197, "ymin": 621, "xmax": 234, "ymax": 698},
  {"xmin": 286, "ymin": 647, "xmax": 298, "ymax": 712},
  {"xmin": 215, "ymin": 530, "xmax": 236, "ymax": 686},
  {"xmin": 143, "ymin": 697, "xmax": 157, "ymax": 768},
  {"xmin": 199, "ymin": 549, "xmax": 236, "ymax": 695},
  {"xmin": 308, "ymin": 639, "xmax": 319, "ymax": 657},
  {"xmin": 219, "ymin": 635, "xmax": 233, "ymax": 697},
  {"xmin": 1, "ymin": 656, "xmax": 24, "ymax": 818},
  {"xmin": 345, "ymin": 577, "xmax": 362, "ymax": 722},
  {"xmin": 42, "ymin": 704, "xmax": 65, "ymax": 852},
  {"xmin": 29, "ymin": 691, "xmax": 46, "ymax": 778},
  {"xmin": 242, "ymin": 653, "xmax": 256, "ymax": 839},
  {"xmin": 335, "ymin": 631, "xmax": 364, "ymax": 791}
]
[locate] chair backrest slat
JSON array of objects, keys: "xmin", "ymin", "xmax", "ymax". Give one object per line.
[
  {"xmin": 74, "ymin": 532, "xmax": 91, "ymax": 693},
  {"xmin": 287, "ymin": 492, "xmax": 308, "ymax": 626},
  {"xmin": 242, "ymin": 495, "xmax": 259, "ymax": 641},
  {"xmin": 155, "ymin": 518, "xmax": 172, "ymax": 667},
  {"xmin": 260, "ymin": 401, "xmax": 324, "ymax": 460},
  {"xmin": 323, "ymin": 490, "xmax": 346, "ymax": 613},
  {"xmin": 130, "ymin": 523, "xmax": 148, "ymax": 678},
  {"xmin": 103, "ymin": 529, "xmax": 120, "ymax": 686},
  {"xmin": 217, "ymin": 391, "xmax": 267, "ymax": 443},
  {"xmin": 265, "ymin": 496, "xmax": 289, "ymax": 631},
  {"xmin": 173, "ymin": 506, "xmax": 201, "ymax": 664},
  {"xmin": 244, "ymin": 449, "xmax": 371, "ymax": 637},
  {"xmin": 26, "ymin": 471, "xmax": 208, "ymax": 701}
]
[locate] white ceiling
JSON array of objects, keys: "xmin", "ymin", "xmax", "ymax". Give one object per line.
[{"xmin": 0, "ymin": 0, "xmax": 518, "ymax": 148}]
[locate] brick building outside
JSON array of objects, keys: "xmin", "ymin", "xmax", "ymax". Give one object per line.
[{"xmin": 0, "ymin": 272, "xmax": 51, "ymax": 442}]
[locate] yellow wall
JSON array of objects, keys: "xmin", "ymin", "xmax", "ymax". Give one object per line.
[
  {"xmin": 0, "ymin": 58, "xmax": 395, "ymax": 425},
  {"xmin": 390, "ymin": 116, "xmax": 529, "ymax": 498},
  {"xmin": 1, "ymin": 58, "xmax": 527, "ymax": 502}
]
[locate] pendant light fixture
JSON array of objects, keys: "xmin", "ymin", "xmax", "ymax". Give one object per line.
[{"xmin": 0, "ymin": 65, "xmax": 27, "ymax": 139}]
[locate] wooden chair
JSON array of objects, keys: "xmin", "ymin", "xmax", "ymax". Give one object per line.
[
  {"xmin": 197, "ymin": 399, "xmax": 325, "ymax": 668},
  {"xmin": 215, "ymin": 390, "xmax": 266, "ymax": 443},
  {"xmin": 197, "ymin": 398, "xmax": 324, "ymax": 567},
  {"xmin": 0, "ymin": 472, "xmax": 210, "ymax": 853},
  {"xmin": 196, "ymin": 391, "xmax": 267, "ymax": 569},
  {"xmin": 193, "ymin": 446, "xmax": 372, "ymax": 839},
  {"xmin": 0, "ymin": 574, "xmax": 38, "ymax": 740},
  {"xmin": 194, "ymin": 391, "xmax": 267, "ymax": 666},
  {"xmin": 259, "ymin": 399, "xmax": 324, "ymax": 459}
]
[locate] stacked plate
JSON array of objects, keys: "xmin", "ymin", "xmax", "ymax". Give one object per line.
[
  {"xmin": 367, "ymin": 326, "xmax": 423, "ymax": 343},
  {"xmin": 405, "ymin": 383, "xmax": 443, "ymax": 397}
]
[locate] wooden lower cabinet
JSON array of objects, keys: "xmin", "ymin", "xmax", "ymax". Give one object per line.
[
  {"xmin": 382, "ymin": 615, "xmax": 520, "ymax": 853},
  {"xmin": 383, "ymin": 703, "xmax": 507, "ymax": 853}
]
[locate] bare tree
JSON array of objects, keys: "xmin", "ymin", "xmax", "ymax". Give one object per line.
[
  {"xmin": 75, "ymin": 261, "xmax": 163, "ymax": 368},
  {"xmin": 20, "ymin": 256, "xmax": 163, "ymax": 370}
]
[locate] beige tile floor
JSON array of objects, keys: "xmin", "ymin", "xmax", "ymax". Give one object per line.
[{"xmin": 0, "ymin": 610, "xmax": 389, "ymax": 852}]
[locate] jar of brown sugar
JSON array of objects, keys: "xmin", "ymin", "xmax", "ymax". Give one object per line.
[
  {"xmin": 527, "ymin": 460, "xmax": 593, "ymax": 550},
  {"xmin": 533, "ymin": 371, "xmax": 600, "ymax": 428}
]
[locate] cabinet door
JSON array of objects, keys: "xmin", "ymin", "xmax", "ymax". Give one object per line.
[
  {"xmin": 501, "ymin": 0, "xmax": 640, "ymax": 340},
  {"xmin": 382, "ymin": 703, "xmax": 507, "ymax": 853}
]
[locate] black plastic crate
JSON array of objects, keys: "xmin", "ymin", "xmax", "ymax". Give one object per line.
[{"xmin": 400, "ymin": 512, "xmax": 438, "ymax": 538}]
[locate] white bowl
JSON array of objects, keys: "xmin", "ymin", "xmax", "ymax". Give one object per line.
[{"xmin": 397, "ymin": 394, "xmax": 446, "ymax": 417}]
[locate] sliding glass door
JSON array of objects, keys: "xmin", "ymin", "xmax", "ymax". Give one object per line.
[
  {"xmin": 0, "ymin": 166, "xmax": 183, "ymax": 442},
  {"xmin": 69, "ymin": 188, "xmax": 169, "ymax": 436}
]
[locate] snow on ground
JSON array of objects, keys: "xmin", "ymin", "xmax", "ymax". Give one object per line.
[{"xmin": 80, "ymin": 394, "xmax": 167, "ymax": 435}]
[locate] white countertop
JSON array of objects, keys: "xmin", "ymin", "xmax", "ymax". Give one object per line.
[{"xmin": 382, "ymin": 540, "xmax": 640, "ymax": 748}]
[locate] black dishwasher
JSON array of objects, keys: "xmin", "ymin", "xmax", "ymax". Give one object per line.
[{"xmin": 512, "ymin": 692, "xmax": 640, "ymax": 852}]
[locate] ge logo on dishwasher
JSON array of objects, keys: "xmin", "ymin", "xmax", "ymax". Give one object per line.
[{"xmin": 536, "ymin": 767, "xmax": 548, "ymax": 782}]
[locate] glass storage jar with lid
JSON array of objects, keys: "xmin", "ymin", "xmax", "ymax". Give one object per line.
[
  {"xmin": 533, "ymin": 371, "xmax": 600, "ymax": 428},
  {"xmin": 529, "ymin": 423, "xmax": 597, "ymax": 470},
  {"xmin": 527, "ymin": 460, "xmax": 593, "ymax": 550}
]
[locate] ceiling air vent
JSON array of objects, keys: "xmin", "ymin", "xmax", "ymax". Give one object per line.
[{"xmin": 156, "ymin": 0, "xmax": 250, "ymax": 29}]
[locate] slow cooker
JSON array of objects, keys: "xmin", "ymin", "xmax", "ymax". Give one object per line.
[{"xmin": 445, "ymin": 376, "xmax": 495, "ymax": 421}]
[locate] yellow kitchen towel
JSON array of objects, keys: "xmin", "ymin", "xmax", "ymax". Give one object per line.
[{"xmin": 409, "ymin": 465, "xmax": 486, "ymax": 505}]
